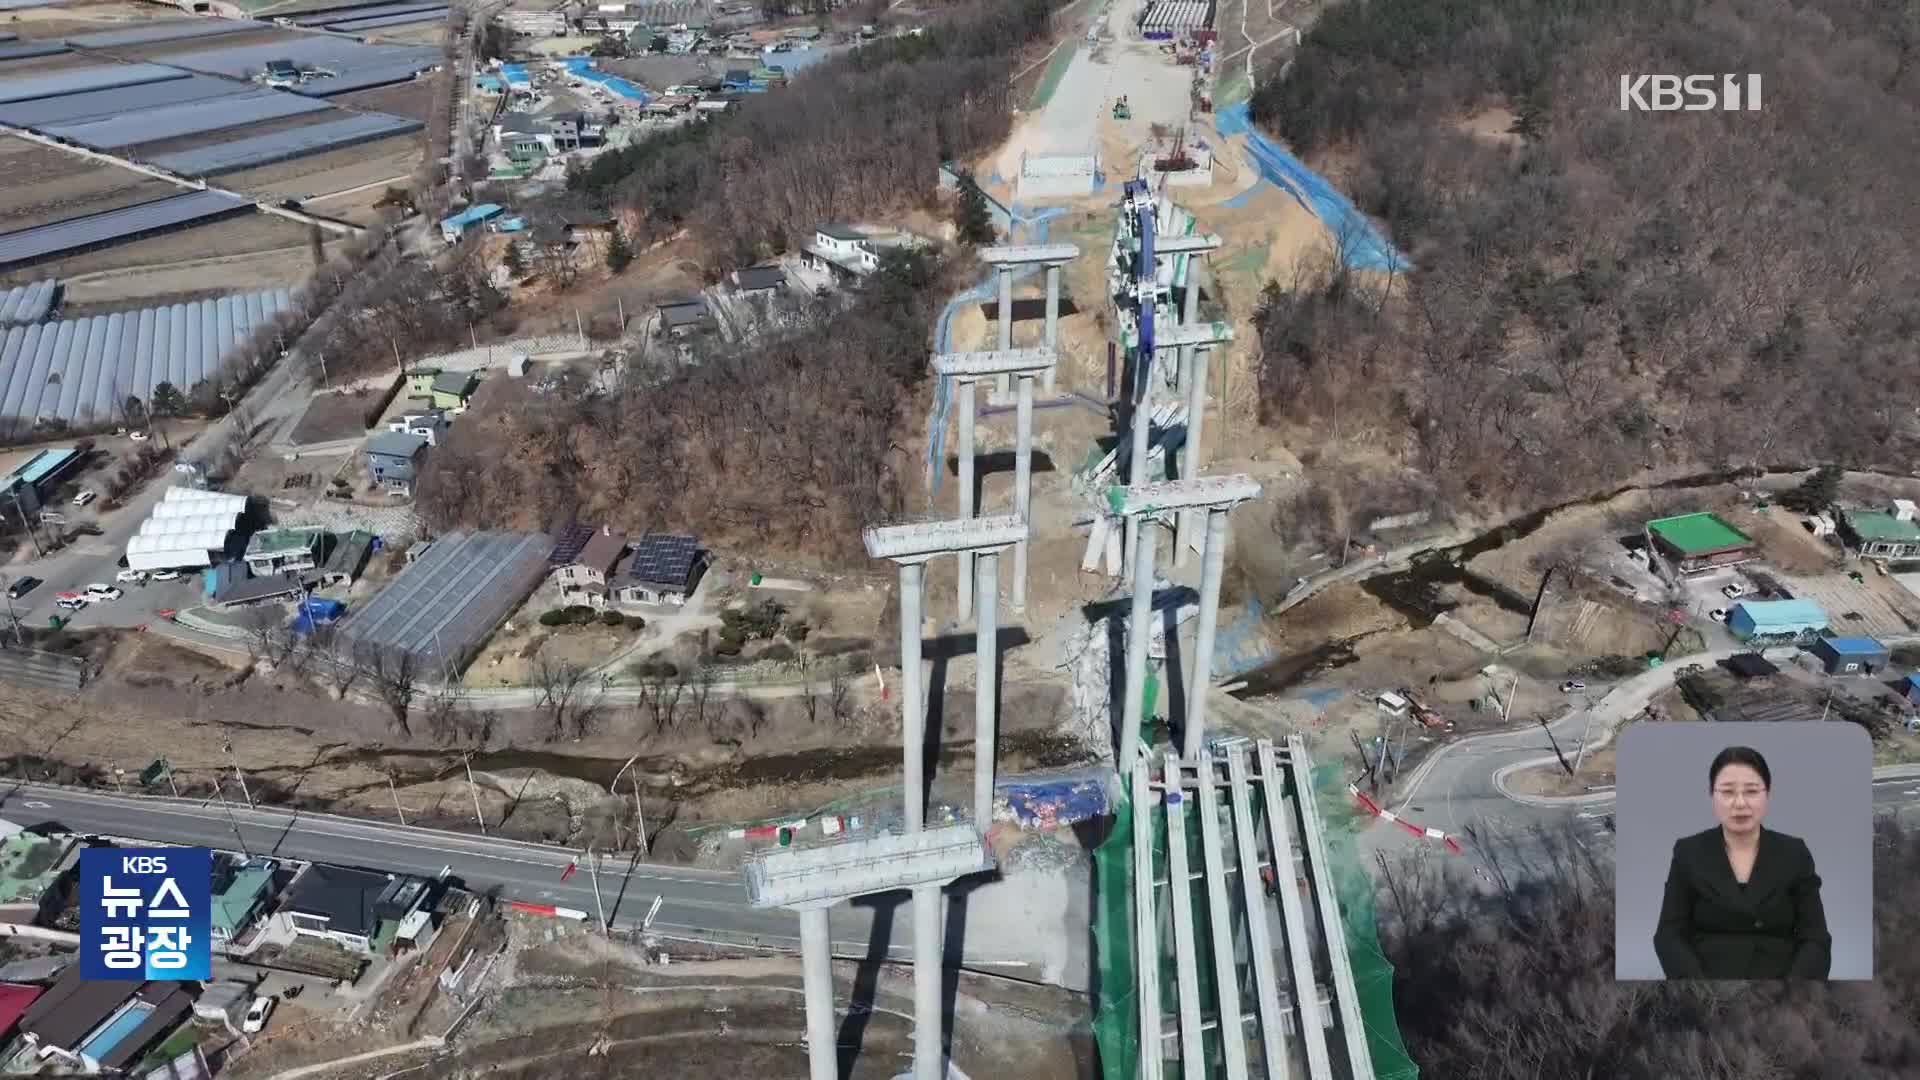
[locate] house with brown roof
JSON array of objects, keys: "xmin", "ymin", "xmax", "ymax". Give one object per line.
[
  {"xmin": 550, "ymin": 524, "xmax": 628, "ymax": 607},
  {"xmin": 17, "ymin": 966, "xmax": 193, "ymax": 1072}
]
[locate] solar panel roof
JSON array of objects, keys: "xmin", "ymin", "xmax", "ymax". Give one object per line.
[
  {"xmin": 143, "ymin": 111, "xmax": 421, "ymax": 175},
  {"xmin": 0, "ymin": 42, "xmax": 67, "ymax": 61},
  {"xmin": 322, "ymin": 9, "xmax": 448, "ymax": 31},
  {"xmin": 548, "ymin": 522, "xmax": 595, "ymax": 565},
  {"xmin": 294, "ymin": 2, "xmax": 446, "ymax": 26},
  {"xmin": 63, "ymin": 18, "xmax": 264, "ymax": 49},
  {"xmin": 0, "ymin": 62, "xmax": 190, "ymax": 104},
  {"xmin": 623, "ymin": 533, "xmax": 701, "ymax": 586},
  {"xmin": 0, "ymin": 74, "xmax": 251, "ymax": 129},
  {"xmin": 40, "ymin": 88, "xmax": 331, "ymax": 149},
  {"xmin": 0, "ymin": 190, "xmax": 251, "ymax": 268}
]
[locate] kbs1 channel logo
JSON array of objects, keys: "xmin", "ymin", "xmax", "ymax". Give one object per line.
[
  {"xmin": 1620, "ymin": 74, "xmax": 1763, "ymax": 112},
  {"xmin": 80, "ymin": 848, "xmax": 211, "ymax": 981}
]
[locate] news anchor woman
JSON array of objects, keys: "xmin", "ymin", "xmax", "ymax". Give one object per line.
[{"xmin": 1653, "ymin": 746, "xmax": 1831, "ymax": 979}]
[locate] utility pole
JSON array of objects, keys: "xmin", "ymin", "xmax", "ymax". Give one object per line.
[
  {"xmin": 463, "ymin": 751, "xmax": 487, "ymax": 834},
  {"xmin": 223, "ymin": 742, "xmax": 253, "ymax": 809},
  {"xmin": 1501, "ymin": 672, "xmax": 1521, "ymax": 725},
  {"xmin": 1572, "ymin": 696, "xmax": 1597, "ymax": 775},
  {"xmin": 586, "ymin": 844, "xmax": 608, "ymax": 932},
  {"xmin": 215, "ymin": 782, "xmax": 250, "ymax": 856},
  {"xmin": 386, "ymin": 770, "xmax": 407, "ymax": 825},
  {"xmin": 162, "ymin": 760, "xmax": 179, "ymax": 798},
  {"xmin": 12, "ymin": 501, "xmax": 42, "ymax": 558}
]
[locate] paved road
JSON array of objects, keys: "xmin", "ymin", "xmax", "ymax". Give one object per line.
[
  {"xmin": 0, "ymin": 781, "xmax": 917, "ymax": 960},
  {"xmin": 1358, "ymin": 646, "xmax": 1920, "ymax": 870}
]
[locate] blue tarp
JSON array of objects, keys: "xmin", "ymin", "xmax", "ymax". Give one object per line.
[
  {"xmin": 998, "ymin": 777, "xmax": 1108, "ymax": 829},
  {"xmin": 562, "ymin": 58, "xmax": 648, "ymax": 102},
  {"xmin": 1216, "ymin": 103, "xmax": 1409, "ymax": 273},
  {"xmin": 501, "ymin": 63, "xmax": 530, "ymax": 88}
]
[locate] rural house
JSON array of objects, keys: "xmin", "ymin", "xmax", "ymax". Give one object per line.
[
  {"xmin": 732, "ymin": 264, "xmax": 787, "ymax": 297},
  {"xmin": 274, "ymin": 864, "xmax": 430, "ymax": 956},
  {"xmin": 549, "ymin": 525, "xmax": 627, "ymax": 607},
  {"xmin": 804, "ymin": 225, "xmax": 881, "ymax": 278},
  {"xmin": 658, "ymin": 298, "xmax": 714, "ymax": 337},
  {"xmin": 1839, "ymin": 501, "xmax": 1920, "ymax": 560},
  {"xmin": 1725, "ymin": 599, "xmax": 1829, "ymax": 642},
  {"xmin": 430, "ymin": 371, "xmax": 480, "ymax": 413},
  {"xmin": 612, "ymin": 533, "xmax": 706, "ymax": 606},
  {"xmin": 387, "ymin": 410, "xmax": 450, "ymax": 446},
  {"xmin": 440, "ymin": 203, "xmax": 503, "ymax": 244},
  {"xmin": 365, "ymin": 431, "xmax": 429, "ymax": 496},
  {"xmin": 243, "ymin": 526, "xmax": 325, "ymax": 576},
  {"xmin": 1808, "ymin": 636, "xmax": 1890, "ymax": 676}
]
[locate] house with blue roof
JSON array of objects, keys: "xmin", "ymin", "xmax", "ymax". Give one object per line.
[
  {"xmin": 1808, "ymin": 636, "xmax": 1890, "ymax": 675},
  {"xmin": 441, "ymin": 203, "xmax": 503, "ymax": 243},
  {"xmin": 1726, "ymin": 599, "xmax": 1829, "ymax": 642}
]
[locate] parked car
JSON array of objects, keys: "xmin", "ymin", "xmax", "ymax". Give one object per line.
[
  {"xmin": 1721, "ymin": 583, "xmax": 1746, "ymax": 599},
  {"xmin": 242, "ymin": 995, "xmax": 274, "ymax": 1034},
  {"xmin": 129, "ymin": 430, "xmax": 150, "ymax": 442},
  {"xmin": 83, "ymin": 584, "xmax": 122, "ymax": 602},
  {"xmin": 70, "ymin": 489, "xmax": 96, "ymax": 507},
  {"xmin": 1559, "ymin": 680, "xmax": 1586, "ymax": 693},
  {"xmin": 5, "ymin": 576, "xmax": 39, "ymax": 600},
  {"xmin": 55, "ymin": 595, "xmax": 87, "ymax": 611},
  {"xmin": 1710, "ymin": 608, "xmax": 1728, "ymax": 622},
  {"xmin": 151, "ymin": 569, "xmax": 182, "ymax": 582},
  {"xmin": 115, "ymin": 570, "xmax": 146, "ymax": 585}
]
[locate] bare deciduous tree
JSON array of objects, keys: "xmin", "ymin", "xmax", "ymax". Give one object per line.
[{"xmin": 534, "ymin": 657, "xmax": 603, "ymax": 739}]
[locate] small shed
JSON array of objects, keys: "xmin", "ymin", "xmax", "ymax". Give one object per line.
[
  {"xmin": 1808, "ymin": 635, "xmax": 1890, "ymax": 676},
  {"xmin": 1726, "ymin": 599, "xmax": 1829, "ymax": 642},
  {"xmin": 1901, "ymin": 674, "xmax": 1920, "ymax": 707}
]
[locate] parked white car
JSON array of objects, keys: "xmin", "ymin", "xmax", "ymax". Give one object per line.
[
  {"xmin": 129, "ymin": 430, "xmax": 150, "ymax": 442},
  {"xmin": 1710, "ymin": 608, "xmax": 1728, "ymax": 622},
  {"xmin": 151, "ymin": 569, "xmax": 182, "ymax": 582},
  {"xmin": 70, "ymin": 490, "xmax": 96, "ymax": 507},
  {"xmin": 115, "ymin": 569, "xmax": 146, "ymax": 584},
  {"xmin": 83, "ymin": 584, "xmax": 122, "ymax": 601},
  {"xmin": 1721, "ymin": 583, "xmax": 1746, "ymax": 599},
  {"xmin": 242, "ymin": 995, "xmax": 274, "ymax": 1034},
  {"xmin": 55, "ymin": 596, "xmax": 87, "ymax": 611}
]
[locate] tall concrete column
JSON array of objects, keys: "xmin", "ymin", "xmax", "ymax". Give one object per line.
[
  {"xmin": 1012, "ymin": 376, "xmax": 1033, "ymax": 613},
  {"xmin": 956, "ymin": 380, "xmax": 976, "ymax": 622},
  {"xmin": 974, "ymin": 551, "xmax": 999, "ymax": 825},
  {"xmin": 1124, "ymin": 350, "xmax": 1154, "ymax": 574},
  {"xmin": 1176, "ymin": 258, "xmax": 1201, "ymax": 399},
  {"xmin": 1183, "ymin": 509, "xmax": 1228, "ymax": 758},
  {"xmin": 899, "ymin": 561, "xmax": 926, "ymax": 832},
  {"xmin": 1042, "ymin": 263, "xmax": 1061, "ymax": 392},
  {"xmin": 1174, "ymin": 347, "xmax": 1210, "ymax": 567},
  {"xmin": 996, "ymin": 268, "xmax": 1013, "ymax": 396},
  {"xmin": 798, "ymin": 906, "xmax": 837, "ymax": 1080},
  {"xmin": 1118, "ymin": 523, "xmax": 1157, "ymax": 774},
  {"xmin": 912, "ymin": 883, "xmax": 944, "ymax": 1080}
]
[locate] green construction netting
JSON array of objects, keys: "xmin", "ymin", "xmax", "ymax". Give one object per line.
[
  {"xmin": 1088, "ymin": 748, "xmax": 1420, "ymax": 1079},
  {"xmin": 1308, "ymin": 762, "xmax": 1421, "ymax": 1080}
]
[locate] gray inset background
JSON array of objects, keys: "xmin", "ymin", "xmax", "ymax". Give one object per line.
[{"xmin": 1613, "ymin": 721, "xmax": 1874, "ymax": 979}]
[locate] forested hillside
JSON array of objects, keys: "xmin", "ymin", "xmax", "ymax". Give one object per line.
[
  {"xmin": 416, "ymin": 0, "xmax": 1069, "ymax": 557},
  {"xmin": 1248, "ymin": 0, "xmax": 1920, "ymax": 509},
  {"xmin": 1380, "ymin": 818, "xmax": 1920, "ymax": 1077}
]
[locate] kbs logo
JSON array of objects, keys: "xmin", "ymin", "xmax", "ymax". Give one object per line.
[
  {"xmin": 1619, "ymin": 74, "xmax": 1762, "ymax": 111},
  {"xmin": 80, "ymin": 847, "xmax": 211, "ymax": 981}
]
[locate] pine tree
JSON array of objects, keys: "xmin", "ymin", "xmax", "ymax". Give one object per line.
[
  {"xmin": 606, "ymin": 227, "xmax": 633, "ymax": 273},
  {"xmin": 504, "ymin": 243, "xmax": 526, "ymax": 278},
  {"xmin": 955, "ymin": 173, "xmax": 995, "ymax": 246}
]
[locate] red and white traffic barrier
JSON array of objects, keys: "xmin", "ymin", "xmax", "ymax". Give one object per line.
[
  {"xmin": 508, "ymin": 901, "xmax": 588, "ymax": 920},
  {"xmin": 1349, "ymin": 785, "xmax": 1463, "ymax": 854}
]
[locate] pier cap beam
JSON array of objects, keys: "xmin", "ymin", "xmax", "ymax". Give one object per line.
[
  {"xmin": 863, "ymin": 514, "xmax": 1029, "ymax": 563},
  {"xmin": 931, "ymin": 347, "xmax": 1059, "ymax": 379},
  {"xmin": 1106, "ymin": 475, "xmax": 1262, "ymax": 517},
  {"xmin": 981, "ymin": 243, "xmax": 1081, "ymax": 265},
  {"xmin": 743, "ymin": 824, "xmax": 995, "ymax": 909},
  {"xmin": 1153, "ymin": 321, "xmax": 1235, "ymax": 350},
  {"xmin": 1132, "ymin": 234, "xmax": 1225, "ymax": 256}
]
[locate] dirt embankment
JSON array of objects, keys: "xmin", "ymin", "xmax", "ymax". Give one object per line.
[{"xmin": 1, "ymin": 633, "xmax": 1093, "ymax": 860}]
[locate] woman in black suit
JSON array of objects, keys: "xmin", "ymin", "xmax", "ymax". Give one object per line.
[{"xmin": 1653, "ymin": 746, "xmax": 1831, "ymax": 979}]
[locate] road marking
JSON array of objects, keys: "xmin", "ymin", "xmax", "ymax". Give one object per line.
[{"xmin": 21, "ymin": 801, "xmax": 49, "ymax": 808}]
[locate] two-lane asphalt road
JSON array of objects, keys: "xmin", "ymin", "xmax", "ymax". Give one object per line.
[{"xmin": 0, "ymin": 781, "xmax": 915, "ymax": 961}]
